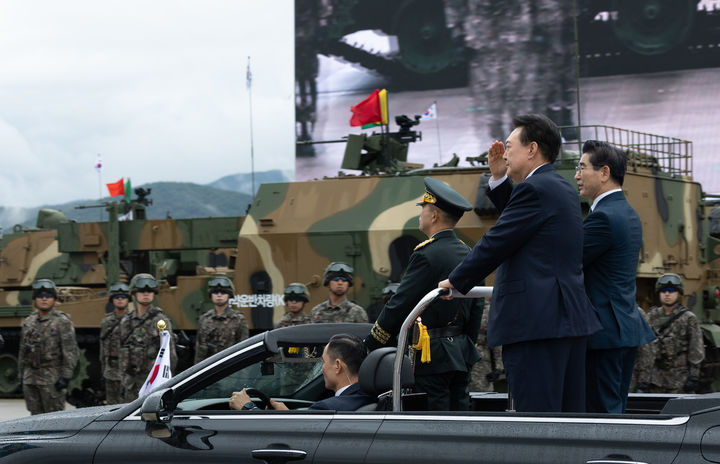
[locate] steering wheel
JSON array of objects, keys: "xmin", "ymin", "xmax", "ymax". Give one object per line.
[{"xmin": 245, "ymin": 387, "xmax": 272, "ymax": 410}]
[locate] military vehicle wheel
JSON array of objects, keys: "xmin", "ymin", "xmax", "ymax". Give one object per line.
[
  {"xmin": 0, "ymin": 354, "xmax": 19, "ymax": 394},
  {"xmin": 611, "ymin": 0, "xmax": 697, "ymax": 55}
]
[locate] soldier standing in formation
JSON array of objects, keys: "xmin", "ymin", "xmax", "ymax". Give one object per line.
[
  {"xmin": 18, "ymin": 279, "xmax": 79, "ymax": 414},
  {"xmin": 276, "ymin": 283, "xmax": 312, "ymax": 328},
  {"xmin": 194, "ymin": 275, "xmax": 248, "ymax": 364},
  {"xmin": 120, "ymin": 274, "xmax": 177, "ymax": 401},
  {"xmin": 100, "ymin": 282, "xmax": 131, "ymax": 404},
  {"xmin": 635, "ymin": 274, "xmax": 705, "ymax": 394},
  {"xmin": 366, "ymin": 178, "xmax": 482, "ymax": 410},
  {"xmin": 310, "ymin": 262, "xmax": 368, "ymax": 323},
  {"xmin": 468, "ymin": 305, "xmax": 504, "ymax": 392}
]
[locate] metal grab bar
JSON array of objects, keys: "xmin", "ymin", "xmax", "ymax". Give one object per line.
[{"xmin": 392, "ymin": 286, "xmax": 493, "ymax": 411}]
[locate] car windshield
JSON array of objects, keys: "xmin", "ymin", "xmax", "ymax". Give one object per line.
[{"xmin": 177, "ymin": 344, "xmax": 325, "ymax": 411}]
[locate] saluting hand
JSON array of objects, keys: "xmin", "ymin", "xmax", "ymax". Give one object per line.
[{"xmin": 488, "ymin": 140, "xmax": 507, "ymax": 180}]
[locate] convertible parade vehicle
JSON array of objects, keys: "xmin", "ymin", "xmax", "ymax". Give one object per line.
[{"xmin": 1, "ymin": 288, "xmax": 720, "ymax": 463}]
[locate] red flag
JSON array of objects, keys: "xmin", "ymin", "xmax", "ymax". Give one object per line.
[
  {"xmin": 106, "ymin": 178, "xmax": 125, "ymax": 197},
  {"xmin": 350, "ymin": 89, "xmax": 382, "ymax": 127}
]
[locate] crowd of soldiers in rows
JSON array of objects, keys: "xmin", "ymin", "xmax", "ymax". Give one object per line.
[{"xmin": 16, "ymin": 262, "xmax": 704, "ymax": 415}]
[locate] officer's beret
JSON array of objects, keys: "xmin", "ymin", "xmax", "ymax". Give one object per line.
[{"xmin": 416, "ymin": 177, "xmax": 472, "ymax": 218}]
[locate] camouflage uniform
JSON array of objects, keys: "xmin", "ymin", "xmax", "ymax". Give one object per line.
[
  {"xmin": 468, "ymin": 305, "xmax": 503, "ymax": 392},
  {"xmin": 310, "ymin": 298, "xmax": 368, "ymax": 323},
  {"xmin": 194, "ymin": 306, "xmax": 249, "ymax": 364},
  {"xmin": 119, "ymin": 306, "xmax": 177, "ymax": 401},
  {"xmin": 636, "ymin": 304, "xmax": 705, "ymax": 393},
  {"xmin": 18, "ymin": 308, "xmax": 79, "ymax": 414},
  {"xmin": 100, "ymin": 311, "xmax": 125, "ymax": 404},
  {"xmin": 276, "ymin": 311, "xmax": 312, "ymax": 328}
]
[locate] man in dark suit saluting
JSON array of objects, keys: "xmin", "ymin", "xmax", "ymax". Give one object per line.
[
  {"xmin": 575, "ymin": 140, "xmax": 655, "ymax": 413},
  {"xmin": 439, "ymin": 114, "xmax": 601, "ymax": 413}
]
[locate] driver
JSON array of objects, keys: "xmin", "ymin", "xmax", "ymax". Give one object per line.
[{"xmin": 229, "ymin": 333, "xmax": 374, "ymax": 411}]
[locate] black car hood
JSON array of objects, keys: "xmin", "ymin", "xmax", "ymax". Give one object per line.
[{"xmin": 0, "ymin": 405, "xmax": 119, "ymax": 441}]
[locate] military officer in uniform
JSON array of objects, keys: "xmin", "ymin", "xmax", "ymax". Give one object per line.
[
  {"xmin": 119, "ymin": 273, "xmax": 177, "ymax": 401},
  {"xmin": 311, "ymin": 262, "xmax": 368, "ymax": 323},
  {"xmin": 18, "ymin": 279, "xmax": 79, "ymax": 414},
  {"xmin": 635, "ymin": 274, "xmax": 705, "ymax": 393},
  {"xmin": 365, "ymin": 177, "xmax": 482, "ymax": 410},
  {"xmin": 277, "ymin": 283, "xmax": 312, "ymax": 328},
  {"xmin": 194, "ymin": 275, "xmax": 248, "ymax": 364},
  {"xmin": 100, "ymin": 282, "xmax": 131, "ymax": 404}
]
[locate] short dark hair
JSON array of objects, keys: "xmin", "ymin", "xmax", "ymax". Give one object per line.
[
  {"xmin": 582, "ymin": 140, "xmax": 628, "ymax": 186},
  {"xmin": 326, "ymin": 333, "xmax": 368, "ymax": 376},
  {"xmin": 512, "ymin": 114, "xmax": 562, "ymax": 163},
  {"xmin": 430, "ymin": 204, "xmax": 461, "ymax": 228}
]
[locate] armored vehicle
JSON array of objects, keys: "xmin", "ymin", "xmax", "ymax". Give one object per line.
[
  {"xmin": 238, "ymin": 123, "xmax": 720, "ymax": 391},
  {"xmin": 0, "ymin": 200, "xmax": 243, "ymax": 403}
]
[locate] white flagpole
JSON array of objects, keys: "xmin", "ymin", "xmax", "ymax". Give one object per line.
[
  {"xmin": 434, "ymin": 101, "xmax": 442, "ymax": 164},
  {"xmin": 96, "ymin": 154, "xmax": 103, "ymax": 220},
  {"xmin": 247, "ymin": 56, "xmax": 255, "ymax": 197}
]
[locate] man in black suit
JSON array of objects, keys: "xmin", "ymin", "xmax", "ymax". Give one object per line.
[
  {"xmin": 231, "ymin": 334, "xmax": 374, "ymax": 411},
  {"xmin": 575, "ymin": 140, "xmax": 655, "ymax": 413},
  {"xmin": 439, "ymin": 114, "xmax": 601, "ymax": 413},
  {"xmin": 365, "ymin": 177, "xmax": 482, "ymax": 410}
]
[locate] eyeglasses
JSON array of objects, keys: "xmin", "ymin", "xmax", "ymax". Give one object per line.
[
  {"xmin": 112, "ymin": 294, "xmax": 129, "ymax": 300},
  {"xmin": 331, "ymin": 276, "xmax": 349, "ymax": 282},
  {"xmin": 575, "ymin": 162, "xmax": 604, "ymax": 174},
  {"xmin": 209, "ymin": 288, "xmax": 230, "ymax": 295},
  {"xmin": 660, "ymin": 287, "xmax": 679, "ymax": 293},
  {"xmin": 35, "ymin": 293, "xmax": 54, "ymax": 299}
]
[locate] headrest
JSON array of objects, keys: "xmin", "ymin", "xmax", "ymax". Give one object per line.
[{"xmin": 358, "ymin": 347, "xmax": 414, "ymax": 396}]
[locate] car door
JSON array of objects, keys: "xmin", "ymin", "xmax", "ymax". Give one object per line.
[
  {"xmin": 94, "ymin": 340, "xmax": 333, "ymax": 464},
  {"xmin": 94, "ymin": 410, "xmax": 333, "ymax": 464},
  {"xmin": 364, "ymin": 411, "xmax": 689, "ymax": 464}
]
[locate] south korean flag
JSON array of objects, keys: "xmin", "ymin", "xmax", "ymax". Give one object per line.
[{"xmin": 139, "ymin": 327, "xmax": 172, "ymax": 397}]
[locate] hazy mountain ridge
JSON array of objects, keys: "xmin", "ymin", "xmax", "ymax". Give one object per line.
[{"xmin": 0, "ymin": 169, "xmax": 292, "ymax": 230}]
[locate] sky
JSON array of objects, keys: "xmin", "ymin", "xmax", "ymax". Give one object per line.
[{"xmin": 0, "ymin": 1, "xmax": 295, "ymax": 208}]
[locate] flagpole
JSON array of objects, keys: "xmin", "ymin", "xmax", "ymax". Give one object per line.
[
  {"xmin": 434, "ymin": 101, "xmax": 442, "ymax": 164},
  {"xmin": 96, "ymin": 154, "xmax": 103, "ymax": 221},
  {"xmin": 247, "ymin": 56, "xmax": 255, "ymax": 197}
]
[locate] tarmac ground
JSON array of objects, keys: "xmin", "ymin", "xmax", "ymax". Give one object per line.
[{"xmin": 0, "ymin": 399, "xmax": 74, "ymax": 422}]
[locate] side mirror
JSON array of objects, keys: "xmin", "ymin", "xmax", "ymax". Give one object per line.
[{"xmin": 140, "ymin": 388, "xmax": 175, "ymax": 439}]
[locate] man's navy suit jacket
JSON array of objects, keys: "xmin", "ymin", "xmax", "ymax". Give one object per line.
[
  {"xmin": 449, "ymin": 164, "xmax": 602, "ymax": 347},
  {"xmin": 583, "ymin": 191, "xmax": 655, "ymax": 349},
  {"xmin": 309, "ymin": 383, "xmax": 375, "ymax": 411}
]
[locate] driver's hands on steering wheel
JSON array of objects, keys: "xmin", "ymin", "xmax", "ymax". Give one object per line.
[
  {"xmin": 270, "ymin": 399, "xmax": 288, "ymax": 410},
  {"xmin": 229, "ymin": 388, "xmax": 253, "ymax": 410},
  {"xmin": 230, "ymin": 388, "xmax": 290, "ymax": 410}
]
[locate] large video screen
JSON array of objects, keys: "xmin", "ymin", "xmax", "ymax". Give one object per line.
[{"xmin": 295, "ymin": 0, "xmax": 720, "ymax": 195}]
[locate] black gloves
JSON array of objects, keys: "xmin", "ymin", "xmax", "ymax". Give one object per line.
[
  {"xmin": 634, "ymin": 382, "xmax": 650, "ymax": 393},
  {"xmin": 54, "ymin": 377, "xmax": 70, "ymax": 391},
  {"xmin": 485, "ymin": 369, "xmax": 502, "ymax": 384},
  {"xmin": 683, "ymin": 375, "xmax": 699, "ymax": 393}
]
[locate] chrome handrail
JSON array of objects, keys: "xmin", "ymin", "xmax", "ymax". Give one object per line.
[{"xmin": 393, "ymin": 286, "xmax": 493, "ymax": 411}]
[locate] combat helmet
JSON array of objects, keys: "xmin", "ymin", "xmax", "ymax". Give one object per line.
[
  {"xmin": 284, "ymin": 283, "xmax": 310, "ymax": 302},
  {"xmin": 108, "ymin": 282, "xmax": 131, "ymax": 302},
  {"xmin": 322, "ymin": 262, "xmax": 354, "ymax": 287},
  {"xmin": 655, "ymin": 273, "xmax": 684, "ymax": 294},
  {"xmin": 31, "ymin": 279, "xmax": 57, "ymax": 299},
  {"xmin": 130, "ymin": 273, "xmax": 158, "ymax": 294},
  {"xmin": 207, "ymin": 275, "xmax": 235, "ymax": 296}
]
